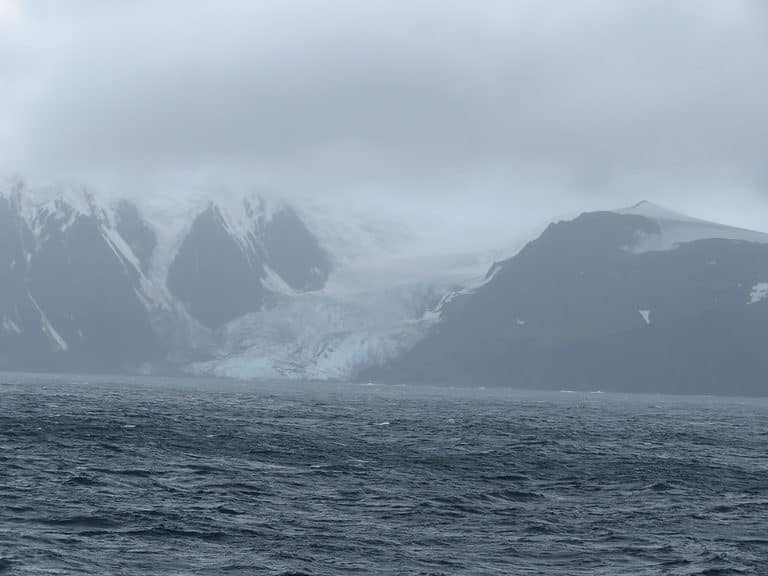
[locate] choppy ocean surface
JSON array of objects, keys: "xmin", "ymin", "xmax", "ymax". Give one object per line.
[{"xmin": 0, "ymin": 374, "xmax": 766, "ymax": 575}]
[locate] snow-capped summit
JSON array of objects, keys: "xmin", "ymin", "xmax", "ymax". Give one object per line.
[
  {"xmin": 1, "ymin": 179, "xmax": 107, "ymax": 234},
  {"xmin": 614, "ymin": 200, "xmax": 768, "ymax": 252},
  {"xmin": 616, "ymin": 199, "xmax": 695, "ymax": 220}
]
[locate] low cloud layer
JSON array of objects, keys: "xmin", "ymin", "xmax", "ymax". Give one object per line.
[{"xmin": 2, "ymin": 0, "xmax": 767, "ymax": 251}]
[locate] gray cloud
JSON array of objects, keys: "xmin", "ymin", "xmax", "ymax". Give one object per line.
[{"xmin": 1, "ymin": 0, "xmax": 767, "ymax": 251}]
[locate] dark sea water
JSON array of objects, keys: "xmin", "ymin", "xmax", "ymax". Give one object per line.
[{"xmin": 0, "ymin": 374, "xmax": 767, "ymax": 575}]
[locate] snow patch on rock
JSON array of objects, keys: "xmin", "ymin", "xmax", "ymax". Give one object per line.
[
  {"xmin": 27, "ymin": 292, "xmax": 68, "ymax": 351},
  {"xmin": 748, "ymin": 283, "xmax": 768, "ymax": 305},
  {"xmin": 2, "ymin": 316, "xmax": 21, "ymax": 334}
]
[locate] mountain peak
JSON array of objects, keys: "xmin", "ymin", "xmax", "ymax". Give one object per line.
[
  {"xmin": 0, "ymin": 179, "xmax": 112, "ymax": 234},
  {"xmin": 615, "ymin": 200, "xmax": 695, "ymax": 222}
]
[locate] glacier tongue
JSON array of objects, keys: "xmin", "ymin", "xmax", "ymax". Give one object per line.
[{"xmin": 188, "ymin": 284, "xmax": 445, "ymax": 381}]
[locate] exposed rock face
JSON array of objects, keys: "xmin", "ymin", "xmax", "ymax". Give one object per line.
[
  {"xmin": 262, "ymin": 206, "xmax": 330, "ymax": 292},
  {"xmin": 115, "ymin": 199, "xmax": 157, "ymax": 274},
  {"xmin": 367, "ymin": 207, "xmax": 768, "ymax": 396},
  {"xmin": 167, "ymin": 205, "xmax": 268, "ymax": 330}
]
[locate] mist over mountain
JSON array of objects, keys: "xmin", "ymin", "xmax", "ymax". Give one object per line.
[
  {"xmin": 2, "ymin": 178, "xmax": 767, "ymax": 396},
  {"xmin": 0, "ymin": 180, "xmax": 464, "ymax": 378}
]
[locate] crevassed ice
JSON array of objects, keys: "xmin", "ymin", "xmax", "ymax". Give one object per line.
[{"xmin": 188, "ymin": 287, "xmax": 441, "ymax": 380}]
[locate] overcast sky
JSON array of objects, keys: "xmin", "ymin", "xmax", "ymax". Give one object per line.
[{"xmin": 1, "ymin": 0, "xmax": 767, "ymax": 254}]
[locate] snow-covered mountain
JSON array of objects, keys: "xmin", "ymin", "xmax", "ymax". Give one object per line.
[
  {"xmin": 0, "ymin": 180, "xmax": 337, "ymax": 373},
  {"xmin": 5, "ymin": 183, "xmax": 767, "ymax": 394},
  {"xmin": 367, "ymin": 202, "xmax": 768, "ymax": 395}
]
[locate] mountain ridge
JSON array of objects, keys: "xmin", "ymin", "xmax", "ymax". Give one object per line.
[{"xmin": 365, "ymin": 205, "xmax": 768, "ymax": 395}]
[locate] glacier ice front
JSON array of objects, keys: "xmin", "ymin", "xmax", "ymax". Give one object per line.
[{"xmin": 188, "ymin": 284, "xmax": 445, "ymax": 381}]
